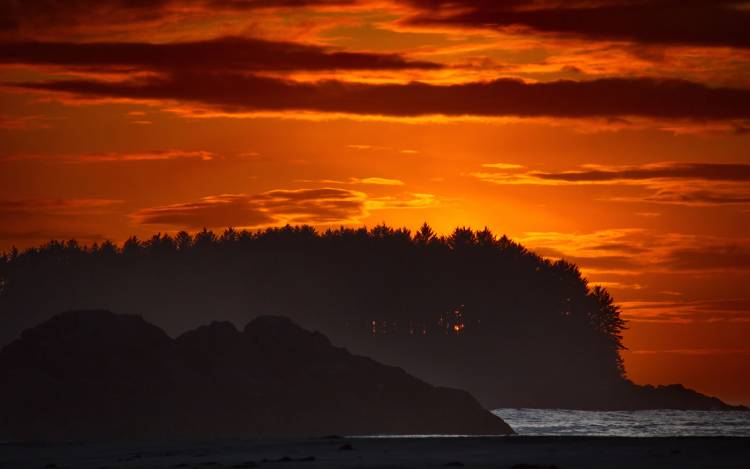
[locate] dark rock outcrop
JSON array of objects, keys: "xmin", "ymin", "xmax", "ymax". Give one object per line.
[
  {"xmin": 617, "ymin": 382, "xmax": 747, "ymax": 411},
  {"xmin": 0, "ymin": 310, "xmax": 513, "ymax": 441}
]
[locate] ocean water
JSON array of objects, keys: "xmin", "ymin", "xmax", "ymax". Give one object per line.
[{"xmin": 492, "ymin": 408, "xmax": 750, "ymax": 437}]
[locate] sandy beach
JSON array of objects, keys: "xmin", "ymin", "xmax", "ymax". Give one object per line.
[{"xmin": 1, "ymin": 436, "xmax": 748, "ymax": 469}]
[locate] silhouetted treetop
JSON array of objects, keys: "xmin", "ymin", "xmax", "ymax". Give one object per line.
[{"xmin": 0, "ymin": 223, "xmax": 629, "ymax": 408}]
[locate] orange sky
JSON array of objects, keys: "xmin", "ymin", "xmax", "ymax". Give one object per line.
[{"xmin": 1, "ymin": 0, "xmax": 749, "ymax": 404}]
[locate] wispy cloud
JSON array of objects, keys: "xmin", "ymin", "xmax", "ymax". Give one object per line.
[
  {"xmin": 520, "ymin": 229, "xmax": 750, "ymax": 275},
  {"xmin": 474, "ymin": 162, "xmax": 750, "ymax": 184},
  {"xmin": 1, "ymin": 149, "xmax": 215, "ymax": 163},
  {"xmin": 0, "ymin": 198, "xmax": 122, "ymax": 246},
  {"xmin": 629, "ymin": 348, "xmax": 750, "ymax": 355},
  {"xmin": 367, "ymin": 192, "xmax": 438, "ymax": 209},
  {"xmin": 402, "ymin": 0, "xmax": 750, "ymax": 50},
  {"xmin": 481, "ymin": 162, "xmax": 525, "ymax": 170},
  {"xmin": 620, "ymin": 298, "xmax": 750, "ymax": 324},
  {"xmin": 0, "ymin": 0, "xmax": 364, "ymax": 40},
  {"xmin": 473, "ymin": 162, "xmax": 750, "ymax": 206},
  {"xmin": 301, "ymin": 176, "xmax": 405, "ymax": 186},
  {"xmin": 0, "ymin": 198, "xmax": 122, "ymax": 217},
  {"xmin": 359, "ymin": 177, "xmax": 405, "ymax": 186},
  {"xmin": 0, "ymin": 37, "xmax": 440, "ymax": 73},
  {"xmin": 518, "ymin": 228, "xmax": 750, "ymax": 324},
  {"xmin": 132, "ymin": 187, "xmax": 439, "ymax": 229},
  {"xmin": 347, "ymin": 145, "xmax": 419, "ymax": 155},
  {"xmin": 13, "ymin": 75, "xmax": 750, "ymax": 122},
  {"xmin": 6, "ymin": 0, "xmax": 748, "ymax": 51}
]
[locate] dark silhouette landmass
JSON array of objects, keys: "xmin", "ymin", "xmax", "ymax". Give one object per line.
[
  {"xmin": 0, "ymin": 310, "xmax": 512, "ymax": 440},
  {"xmin": 0, "ymin": 225, "xmax": 744, "ymax": 411}
]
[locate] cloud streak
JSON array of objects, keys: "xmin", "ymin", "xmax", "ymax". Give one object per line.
[
  {"xmin": 1, "ymin": 150, "xmax": 215, "ymax": 163},
  {"xmin": 0, "ymin": 37, "xmax": 440, "ymax": 72},
  {"xmin": 132, "ymin": 187, "xmax": 438, "ymax": 229},
  {"xmin": 533, "ymin": 163, "xmax": 750, "ymax": 183},
  {"xmin": 473, "ymin": 162, "xmax": 750, "ymax": 206},
  {"xmin": 0, "ymin": 198, "xmax": 121, "ymax": 218},
  {"xmin": 0, "ymin": 0, "xmax": 362, "ymax": 39},
  {"xmin": 476, "ymin": 162, "xmax": 750, "ymax": 184},
  {"xmin": 620, "ymin": 298, "xmax": 750, "ymax": 324},
  {"xmin": 403, "ymin": 0, "xmax": 750, "ymax": 49},
  {"xmin": 5, "ymin": 0, "xmax": 748, "ymax": 51},
  {"xmin": 304, "ymin": 177, "xmax": 405, "ymax": 186},
  {"xmin": 0, "ymin": 198, "xmax": 121, "ymax": 247},
  {"xmin": 629, "ymin": 348, "xmax": 750, "ymax": 355},
  {"xmin": 13, "ymin": 74, "xmax": 750, "ymax": 121},
  {"xmin": 520, "ymin": 229, "xmax": 750, "ymax": 275},
  {"xmin": 520, "ymin": 228, "xmax": 750, "ymax": 324}
]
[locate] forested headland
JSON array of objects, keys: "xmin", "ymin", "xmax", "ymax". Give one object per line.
[{"xmin": 0, "ymin": 224, "xmax": 740, "ymax": 410}]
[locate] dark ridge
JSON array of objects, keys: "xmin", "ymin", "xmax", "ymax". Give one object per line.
[{"xmin": 0, "ymin": 310, "xmax": 513, "ymax": 441}]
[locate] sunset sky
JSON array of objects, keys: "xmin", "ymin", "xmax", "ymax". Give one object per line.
[{"xmin": 1, "ymin": 0, "xmax": 749, "ymax": 404}]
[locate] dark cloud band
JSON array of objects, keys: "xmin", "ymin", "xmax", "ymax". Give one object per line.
[
  {"xmin": 533, "ymin": 163, "xmax": 750, "ymax": 183},
  {"xmin": 0, "ymin": 37, "xmax": 440, "ymax": 72},
  {"xmin": 473, "ymin": 162, "xmax": 750, "ymax": 206},
  {"xmin": 15, "ymin": 73, "xmax": 750, "ymax": 120},
  {"xmin": 404, "ymin": 0, "xmax": 750, "ymax": 49},
  {"xmin": 4, "ymin": 0, "xmax": 749, "ymax": 50}
]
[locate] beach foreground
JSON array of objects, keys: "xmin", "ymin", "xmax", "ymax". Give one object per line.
[{"xmin": 1, "ymin": 436, "xmax": 748, "ymax": 469}]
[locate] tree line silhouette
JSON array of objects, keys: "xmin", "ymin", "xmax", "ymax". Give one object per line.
[{"xmin": 0, "ymin": 224, "xmax": 632, "ymax": 408}]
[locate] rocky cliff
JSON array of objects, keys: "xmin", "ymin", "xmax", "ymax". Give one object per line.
[{"xmin": 0, "ymin": 310, "xmax": 512, "ymax": 440}]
